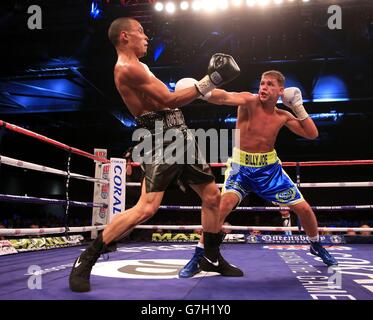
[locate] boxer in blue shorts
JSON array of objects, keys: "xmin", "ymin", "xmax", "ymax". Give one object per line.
[
  {"xmin": 223, "ymin": 148, "xmax": 304, "ymax": 208},
  {"xmin": 177, "ymin": 70, "xmax": 338, "ymax": 278}
]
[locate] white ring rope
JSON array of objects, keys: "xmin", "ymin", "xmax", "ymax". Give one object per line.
[
  {"xmin": 1, "ymin": 153, "xmax": 370, "ymax": 188},
  {"xmin": 0, "ymin": 155, "xmax": 108, "ymax": 184},
  {"xmin": 0, "ymin": 225, "xmax": 105, "ymax": 237},
  {"xmin": 1, "ymin": 224, "xmax": 372, "ymax": 236}
]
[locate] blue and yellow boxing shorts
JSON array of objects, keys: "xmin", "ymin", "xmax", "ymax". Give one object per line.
[{"xmin": 222, "ymin": 148, "xmax": 304, "ymax": 206}]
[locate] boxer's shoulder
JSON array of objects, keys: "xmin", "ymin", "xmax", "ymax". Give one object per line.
[{"xmin": 115, "ymin": 60, "xmax": 151, "ymax": 84}]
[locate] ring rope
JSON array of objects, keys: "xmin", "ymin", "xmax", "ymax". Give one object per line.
[
  {"xmin": 0, "ymin": 225, "xmax": 105, "ymax": 237},
  {"xmin": 128, "ymin": 160, "xmax": 373, "ymax": 168},
  {"xmin": 0, "ymin": 194, "xmax": 106, "ymax": 208},
  {"xmin": 64, "ymin": 151, "xmax": 72, "ymax": 235},
  {"xmin": 157, "ymin": 205, "xmax": 373, "ymax": 211},
  {"xmin": 1, "ymin": 224, "xmax": 372, "ymax": 237},
  {"xmin": 126, "ymin": 181, "xmax": 373, "ymax": 188},
  {"xmin": 0, "ymin": 120, "xmax": 110, "ymax": 164},
  {"xmin": 0, "ymin": 193, "xmax": 369, "ymax": 211},
  {"xmin": 0, "ymin": 155, "xmax": 108, "ymax": 184}
]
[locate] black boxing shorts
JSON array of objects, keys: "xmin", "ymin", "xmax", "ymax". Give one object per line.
[{"xmin": 135, "ymin": 109, "xmax": 215, "ymax": 193}]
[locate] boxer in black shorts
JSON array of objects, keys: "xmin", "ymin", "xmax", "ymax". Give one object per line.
[
  {"xmin": 69, "ymin": 17, "xmax": 243, "ymax": 292},
  {"xmin": 135, "ymin": 109, "xmax": 215, "ymax": 193}
]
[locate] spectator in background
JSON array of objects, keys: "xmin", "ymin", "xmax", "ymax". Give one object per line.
[
  {"xmin": 280, "ymin": 209, "xmax": 292, "ymax": 236},
  {"xmin": 123, "ymin": 147, "xmax": 133, "ymax": 177},
  {"xmin": 193, "ymin": 228, "xmax": 203, "ymax": 236},
  {"xmin": 360, "ymin": 224, "xmax": 372, "ymax": 236},
  {"xmin": 0, "ymin": 223, "xmax": 6, "ymax": 240},
  {"xmin": 346, "ymin": 230, "xmax": 356, "ymax": 236},
  {"xmin": 222, "ymin": 222, "xmax": 232, "ymax": 234},
  {"xmin": 250, "ymin": 230, "xmax": 262, "ymax": 236},
  {"xmin": 29, "ymin": 223, "xmax": 40, "ymax": 239}
]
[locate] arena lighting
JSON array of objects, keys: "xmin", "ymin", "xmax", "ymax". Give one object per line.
[
  {"xmin": 154, "ymin": 2, "xmax": 164, "ymax": 11},
  {"xmin": 312, "ymin": 75, "xmax": 349, "ymax": 102},
  {"xmin": 225, "ymin": 112, "xmax": 345, "ymax": 124},
  {"xmin": 258, "ymin": 0, "xmax": 270, "ymax": 6},
  {"xmin": 218, "ymin": 0, "xmax": 229, "ymax": 10},
  {"xmin": 152, "ymin": 0, "xmax": 316, "ymax": 13},
  {"xmin": 153, "ymin": 42, "xmax": 165, "ymax": 62},
  {"xmin": 180, "ymin": 1, "xmax": 189, "ymax": 9},
  {"xmin": 90, "ymin": 1, "xmax": 102, "ymax": 19},
  {"xmin": 192, "ymin": 0, "xmax": 202, "ymax": 11},
  {"xmin": 165, "ymin": 2, "xmax": 176, "ymax": 13},
  {"xmin": 224, "ymin": 117, "xmax": 237, "ymax": 123},
  {"xmin": 202, "ymin": 0, "xmax": 217, "ymax": 12},
  {"xmin": 310, "ymin": 112, "xmax": 344, "ymax": 122},
  {"xmin": 232, "ymin": 0, "xmax": 242, "ymax": 7}
]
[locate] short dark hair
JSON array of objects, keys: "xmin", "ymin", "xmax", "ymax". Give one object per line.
[
  {"xmin": 261, "ymin": 70, "xmax": 285, "ymax": 87},
  {"xmin": 108, "ymin": 17, "xmax": 136, "ymax": 47}
]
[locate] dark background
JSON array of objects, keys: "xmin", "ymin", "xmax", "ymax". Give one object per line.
[{"xmin": 0, "ymin": 0, "xmax": 372, "ymax": 230}]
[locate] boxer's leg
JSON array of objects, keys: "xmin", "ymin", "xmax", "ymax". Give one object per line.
[
  {"xmin": 188, "ymin": 181, "xmax": 243, "ymax": 277},
  {"xmin": 69, "ymin": 180, "xmax": 164, "ymax": 292},
  {"xmin": 290, "ymin": 201, "xmax": 338, "ymax": 266}
]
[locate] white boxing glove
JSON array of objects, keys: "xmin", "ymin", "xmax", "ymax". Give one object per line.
[
  {"xmin": 282, "ymin": 87, "xmax": 309, "ymax": 121},
  {"xmin": 175, "ymin": 78, "xmax": 211, "ymax": 101}
]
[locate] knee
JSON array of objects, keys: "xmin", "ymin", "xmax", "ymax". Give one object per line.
[
  {"xmin": 295, "ymin": 203, "xmax": 313, "ymax": 216},
  {"xmin": 141, "ymin": 203, "xmax": 159, "ymax": 220},
  {"xmin": 202, "ymin": 188, "xmax": 221, "ymax": 210},
  {"xmin": 220, "ymin": 196, "xmax": 238, "ymax": 214}
]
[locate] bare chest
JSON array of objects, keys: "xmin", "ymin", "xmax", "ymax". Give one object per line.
[{"xmin": 238, "ymin": 106, "xmax": 284, "ymax": 135}]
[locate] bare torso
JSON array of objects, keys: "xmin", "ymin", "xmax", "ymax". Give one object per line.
[
  {"xmin": 114, "ymin": 59, "xmax": 170, "ymax": 117},
  {"xmin": 237, "ymin": 96, "xmax": 288, "ymax": 153}
]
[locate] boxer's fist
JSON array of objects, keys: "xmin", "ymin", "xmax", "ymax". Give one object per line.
[
  {"xmin": 175, "ymin": 77, "xmax": 211, "ymax": 101},
  {"xmin": 196, "ymin": 53, "xmax": 240, "ymax": 96},
  {"xmin": 282, "ymin": 87, "xmax": 309, "ymax": 120},
  {"xmin": 207, "ymin": 53, "xmax": 240, "ymax": 86}
]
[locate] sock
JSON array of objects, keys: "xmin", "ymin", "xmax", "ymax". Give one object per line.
[
  {"xmin": 309, "ymin": 235, "xmax": 320, "ymax": 243},
  {"xmin": 203, "ymin": 232, "xmax": 220, "ymax": 261}
]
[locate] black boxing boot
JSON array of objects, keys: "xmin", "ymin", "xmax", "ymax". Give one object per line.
[
  {"xmin": 69, "ymin": 232, "xmax": 107, "ymax": 292},
  {"xmin": 102, "ymin": 241, "xmax": 117, "ymax": 253},
  {"xmin": 200, "ymin": 232, "xmax": 243, "ymax": 277}
]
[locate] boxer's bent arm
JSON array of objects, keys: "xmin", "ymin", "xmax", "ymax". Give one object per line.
[
  {"xmin": 119, "ymin": 63, "xmax": 199, "ymax": 108},
  {"xmin": 207, "ymin": 89, "xmax": 255, "ymax": 106},
  {"xmin": 284, "ymin": 111, "xmax": 319, "ymax": 140}
]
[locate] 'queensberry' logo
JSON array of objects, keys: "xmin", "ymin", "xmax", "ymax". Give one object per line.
[
  {"xmin": 112, "ymin": 165, "xmax": 123, "ymax": 214},
  {"xmin": 276, "ymin": 188, "xmax": 296, "ymax": 203}
]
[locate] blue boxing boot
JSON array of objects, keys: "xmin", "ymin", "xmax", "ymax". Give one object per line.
[
  {"xmin": 179, "ymin": 246, "xmax": 204, "ymax": 278},
  {"xmin": 310, "ymin": 241, "xmax": 338, "ymax": 266}
]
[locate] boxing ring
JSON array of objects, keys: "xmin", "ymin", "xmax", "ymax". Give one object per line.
[{"xmin": 1, "ymin": 120, "xmax": 373, "ymax": 300}]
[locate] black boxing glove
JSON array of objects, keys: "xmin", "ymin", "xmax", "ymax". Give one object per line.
[{"xmin": 195, "ymin": 53, "xmax": 240, "ymax": 96}]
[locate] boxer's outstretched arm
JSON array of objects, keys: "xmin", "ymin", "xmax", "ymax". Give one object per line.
[{"xmin": 207, "ymin": 89, "xmax": 256, "ymax": 106}]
